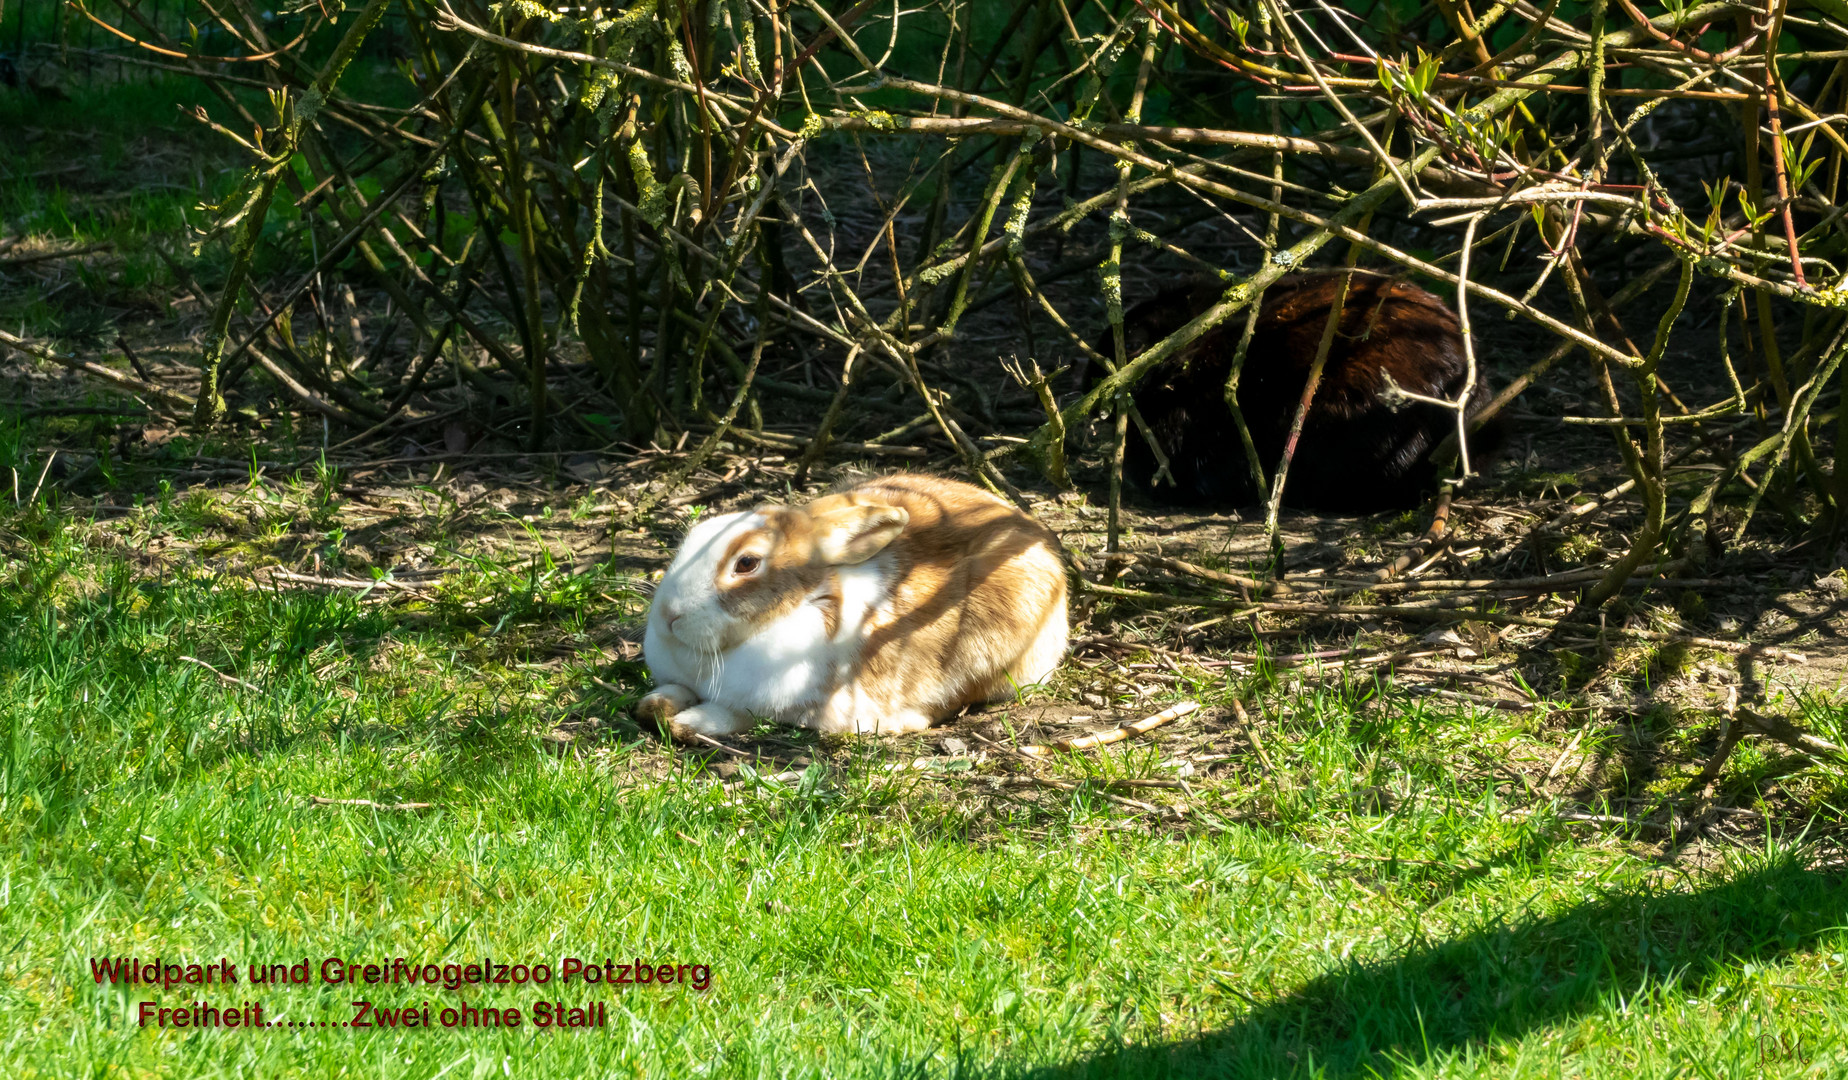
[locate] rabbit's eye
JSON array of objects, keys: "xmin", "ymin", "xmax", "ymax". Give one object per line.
[{"xmin": 732, "ymin": 554, "xmax": 762, "ymax": 575}]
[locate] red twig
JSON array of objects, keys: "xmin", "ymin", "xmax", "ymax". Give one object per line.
[
  {"xmin": 1761, "ymin": 0, "xmax": 1807, "ymax": 287},
  {"xmin": 1614, "ymin": 0, "xmax": 1760, "ymax": 62}
]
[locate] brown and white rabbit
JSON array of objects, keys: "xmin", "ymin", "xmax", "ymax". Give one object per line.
[
  {"xmin": 635, "ymin": 474, "xmax": 1069, "ymax": 740},
  {"xmin": 1092, "ymin": 271, "xmax": 1500, "ymax": 513}
]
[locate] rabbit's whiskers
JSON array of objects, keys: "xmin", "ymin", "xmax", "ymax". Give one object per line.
[{"xmin": 699, "ymin": 642, "xmax": 725, "ymax": 688}]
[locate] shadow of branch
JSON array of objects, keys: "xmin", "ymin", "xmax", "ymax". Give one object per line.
[{"xmin": 1021, "ymin": 855, "xmax": 1845, "ymax": 1079}]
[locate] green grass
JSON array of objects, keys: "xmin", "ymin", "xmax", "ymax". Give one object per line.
[{"xmin": 2, "ymin": 491, "xmax": 1847, "ymax": 1079}]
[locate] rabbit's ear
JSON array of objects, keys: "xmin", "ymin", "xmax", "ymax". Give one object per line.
[{"xmin": 812, "ymin": 504, "xmax": 908, "ymax": 565}]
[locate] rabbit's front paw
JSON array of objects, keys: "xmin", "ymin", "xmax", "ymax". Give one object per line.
[
  {"xmin": 667, "ymin": 703, "xmax": 751, "ymax": 742},
  {"xmin": 636, "ymin": 684, "xmax": 700, "ymax": 728}
]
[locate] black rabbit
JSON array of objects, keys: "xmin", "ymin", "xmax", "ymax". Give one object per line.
[{"xmin": 1089, "ymin": 271, "xmax": 1500, "ymax": 513}]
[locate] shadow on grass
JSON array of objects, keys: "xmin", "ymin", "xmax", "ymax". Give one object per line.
[{"xmin": 1022, "ymin": 856, "xmax": 1846, "ymax": 1079}]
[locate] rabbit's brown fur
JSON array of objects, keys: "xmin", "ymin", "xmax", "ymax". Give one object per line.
[{"xmin": 1093, "ymin": 272, "xmax": 1500, "ymax": 512}]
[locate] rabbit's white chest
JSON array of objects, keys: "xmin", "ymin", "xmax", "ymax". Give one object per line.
[{"xmin": 648, "ymin": 557, "xmax": 892, "ymax": 719}]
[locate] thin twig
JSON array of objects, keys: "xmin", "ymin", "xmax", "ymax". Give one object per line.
[
  {"xmin": 309, "ymin": 796, "xmax": 435, "ymax": 811},
  {"xmin": 179, "ymin": 655, "xmax": 263, "ymax": 693},
  {"xmin": 1017, "ymin": 701, "xmax": 1200, "ymax": 757}
]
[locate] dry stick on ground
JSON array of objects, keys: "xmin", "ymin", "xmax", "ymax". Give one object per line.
[
  {"xmin": 1222, "ymin": 600, "xmax": 1807, "ymax": 660},
  {"xmin": 0, "ymin": 327, "xmax": 202, "ymax": 415},
  {"xmin": 267, "ymin": 569, "xmax": 430, "ymax": 593},
  {"xmin": 1412, "ymin": 687, "xmax": 1536, "ymax": 711},
  {"xmin": 244, "ymin": 345, "xmax": 372, "ymax": 428},
  {"xmin": 1671, "ymin": 691, "xmax": 1746, "ymax": 832},
  {"xmin": 115, "ymin": 335, "xmax": 156, "ymax": 383},
  {"xmin": 309, "ymin": 797, "xmax": 435, "ymax": 811},
  {"xmin": 1326, "ymin": 559, "xmax": 1690, "ymax": 594},
  {"xmin": 1375, "ymin": 486, "xmax": 1454, "ymax": 583},
  {"xmin": 0, "ymin": 242, "xmax": 113, "ymax": 266},
  {"xmin": 1017, "ymin": 700, "xmax": 1200, "ymax": 758},
  {"xmin": 1512, "ymin": 809, "xmax": 1671, "ymax": 834},
  {"xmin": 1735, "ymin": 709, "xmax": 1848, "ymax": 763},
  {"xmin": 1246, "ymin": 646, "xmax": 1454, "ymax": 672},
  {"xmin": 688, "ymin": 732, "xmax": 753, "ymax": 759},
  {"xmin": 1117, "ymin": 553, "xmax": 1698, "ymax": 608},
  {"xmin": 1544, "ymin": 714, "xmax": 1598, "ymax": 785},
  {"xmin": 178, "ymin": 655, "xmax": 264, "ymax": 693},
  {"xmin": 1228, "ymin": 699, "xmax": 1276, "ymax": 774},
  {"xmin": 1107, "ymin": 553, "xmax": 1285, "ymax": 596},
  {"xmin": 1095, "ymin": 566, "xmax": 1809, "ymax": 661},
  {"xmin": 718, "ymin": 428, "xmax": 930, "ymax": 458},
  {"xmin": 588, "ymin": 675, "xmax": 631, "ymax": 699},
  {"xmin": 666, "ymin": 464, "xmax": 760, "ymax": 508},
  {"xmin": 25, "ymin": 452, "xmax": 57, "ymax": 507}
]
